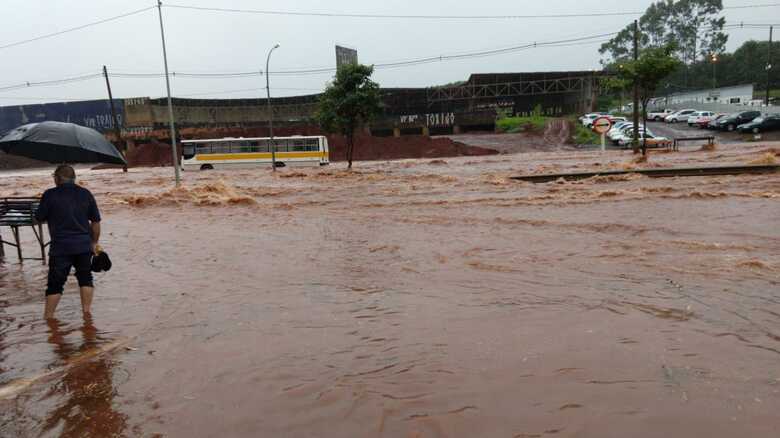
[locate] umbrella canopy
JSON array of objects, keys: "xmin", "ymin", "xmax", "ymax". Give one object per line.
[{"xmin": 0, "ymin": 121, "xmax": 126, "ymax": 165}]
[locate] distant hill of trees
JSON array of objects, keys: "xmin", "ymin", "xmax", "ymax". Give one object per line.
[
  {"xmin": 662, "ymin": 40, "xmax": 778, "ymax": 93},
  {"xmin": 598, "ymin": 0, "xmax": 777, "ymax": 100}
]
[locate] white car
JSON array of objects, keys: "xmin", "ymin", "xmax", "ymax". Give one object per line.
[
  {"xmin": 665, "ymin": 109, "xmax": 697, "ymax": 123},
  {"xmin": 580, "ymin": 113, "xmax": 601, "ymax": 126},
  {"xmin": 584, "ymin": 114, "xmax": 614, "ymax": 128},
  {"xmin": 607, "ymin": 121, "xmax": 633, "ymax": 140},
  {"xmin": 687, "ymin": 111, "xmax": 715, "ymax": 126},
  {"xmin": 607, "ymin": 122, "xmax": 644, "ymax": 141},
  {"xmin": 647, "ymin": 109, "xmax": 673, "ymax": 121},
  {"xmin": 612, "ymin": 124, "xmax": 653, "ymax": 145},
  {"xmin": 618, "ymin": 131, "xmax": 671, "ymax": 149}
]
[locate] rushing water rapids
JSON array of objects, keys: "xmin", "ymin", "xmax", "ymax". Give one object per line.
[{"xmin": 0, "ymin": 143, "xmax": 779, "ymax": 437}]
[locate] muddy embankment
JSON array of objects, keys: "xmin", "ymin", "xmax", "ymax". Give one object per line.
[
  {"xmin": 0, "ymin": 151, "xmax": 48, "ymax": 170},
  {"xmin": 440, "ymin": 118, "xmax": 578, "ymax": 154},
  {"xmin": 124, "ymin": 126, "xmax": 498, "ymax": 168}
]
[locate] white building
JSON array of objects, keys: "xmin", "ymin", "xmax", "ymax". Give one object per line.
[{"xmin": 654, "ymin": 84, "xmax": 754, "ymax": 106}]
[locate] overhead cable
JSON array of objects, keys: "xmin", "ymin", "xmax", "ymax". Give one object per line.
[
  {"xmin": 0, "ymin": 5, "xmax": 156, "ymax": 51},
  {"xmin": 164, "ymin": 2, "xmax": 780, "ymax": 20}
]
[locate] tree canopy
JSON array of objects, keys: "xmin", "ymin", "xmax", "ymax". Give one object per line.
[
  {"xmin": 316, "ymin": 64, "xmax": 382, "ymax": 169},
  {"xmin": 599, "ymin": 0, "xmax": 727, "ymax": 65},
  {"xmin": 615, "ymin": 44, "xmax": 683, "ymax": 153}
]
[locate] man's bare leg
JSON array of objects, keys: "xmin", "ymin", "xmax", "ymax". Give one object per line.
[
  {"xmin": 80, "ymin": 286, "xmax": 94, "ymax": 317},
  {"xmin": 44, "ymin": 294, "xmax": 62, "ymax": 319}
]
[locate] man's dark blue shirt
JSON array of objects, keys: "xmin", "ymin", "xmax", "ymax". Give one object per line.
[{"xmin": 35, "ymin": 183, "xmax": 101, "ymax": 257}]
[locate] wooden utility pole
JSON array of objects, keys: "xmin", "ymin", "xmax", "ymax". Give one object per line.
[
  {"xmin": 632, "ymin": 20, "xmax": 640, "ymax": 154},
  {"xmin": 767, "ymin": 26, "xmax": 774, "ymax": 107},
  {"xmin": 103, "ymin": 65, "xmax": 128, "ymax": 172}
]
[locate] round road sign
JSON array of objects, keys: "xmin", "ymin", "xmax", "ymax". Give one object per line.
[{"xmin": 592, "ymin": 117, "xmax": 612, "ymax": 134}]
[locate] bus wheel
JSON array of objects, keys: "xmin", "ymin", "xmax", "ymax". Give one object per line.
[
  {"xmin": 200, "ymin": 164, "xmax": 214, "ymax": 171},
  {"xmin": 274, "ymin": 162, "xmax": 286, "ymax": 168}
]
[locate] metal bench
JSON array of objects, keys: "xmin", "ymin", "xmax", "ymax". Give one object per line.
[
  {"xmin": 0, "ymin": 197, "xmax": 48, "ymax": 263},
  {"xmin": 672, "ymin": 136, "xmax": 715, "ymax": 151}
]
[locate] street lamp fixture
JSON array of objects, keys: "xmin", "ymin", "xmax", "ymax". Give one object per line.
[
  {"xmin": 711, "ymin": 53, "xmax": 718, "ymax": 90},
  {"xmin": 266, "ymin": 43, "xmax": 280, "ymax": 171}
]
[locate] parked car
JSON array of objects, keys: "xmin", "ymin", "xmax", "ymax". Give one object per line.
[
  {"xmin": 737, "ymin": 114, "xmax": 780, "ymax": 133},
  {"xmin": 584, "ymin": 114, "xmax": 615, "ymax": 128},
  {"xmin": 695, "ymin": 113, "xmax": 725, "ymax": 128},
  {"xmin": 607, "ymin": 121, "xmax": 633, "ymax": 140},
  {"xmin": 613, "ymin": 126, "xmax": 652, "ymax": 146},
  {"xmin": 580, "ymin": 113, "xmax": 604, "ymax": 126},
  {"xmin": 712, "ymin": 111, "xmax": 762, "ymax": 131},
  {"xmin": 687, "ymin": 111, "xmax": 715, "ymax": 127},
  {"xmin": 665, "ymin": 109, "xmax": 697, "ymax": 123},
  {"xmin": 618, "ymin": 130, "xmax": 670, "ymax": 149},
  {"xmin": 609, "ymin": 123, "xmax": 645, "ymax": 144},
  {"xmin": 706, "ymin": 114, "xmax": 729, "ymax": 130},
  {"xmin": 647, "ymin": 109, "xmax": 673, "ymax": 121}
]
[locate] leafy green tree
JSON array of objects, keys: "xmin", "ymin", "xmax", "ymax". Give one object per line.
[
  {"xmin": 600, "ymin": 0, "xmax": 727, "ymax": 69},
  {"xmin": 616, "ymin": 45, "xmax": 683, "ymax": 154},
  {"xmin": 316, "ymin": 64, "xmax": 382, "ymax": 169},
  {"xmin": 661, "ymin": 39, "xmax": 779, "ymax": 91},
  {"xmin": 671, "ymin": 0, "xmax": 727, "ymax": 64}
]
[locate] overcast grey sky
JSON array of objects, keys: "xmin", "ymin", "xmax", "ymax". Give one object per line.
[{"xmin": 0, "ymin": 0, "xmax": 775, "ymax": 106}]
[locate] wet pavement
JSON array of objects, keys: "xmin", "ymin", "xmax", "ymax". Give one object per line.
[{"xmin": 1, "ymin": 143, "xmax": 779, "ymax": 437}]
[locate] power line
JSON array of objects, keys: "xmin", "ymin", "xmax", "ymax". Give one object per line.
[
  {"xmin": 0, "ymin": 31, "xmax": 618, "ymax": 94},
  {"xmin": 108, "ymin": 31, "xmax": 617, "ymax": 78},
  {"xmin": 0, "ymin": 73, "xmax": 103, "ymax": 93},
  {"xmin": 723, "ymin": 2, "xmax": 780, "ymax": 9},
  {"xmin": 0, "ymin": 5, "xmax": 156, "ymax": 51},
  {"xmin": 179, "ymin": 87, "xmax": 323, "ymax": 97},
  {"xmin": 164, "ymin": 2, "xmax": 780, "ymax": 20},
  {"xmin": 163, "ymin": 3, "xmax": 645, "ymax": 19}
]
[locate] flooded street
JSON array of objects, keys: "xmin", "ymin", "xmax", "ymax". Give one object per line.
[{"xmin": 1, "ymin": 143, "xmax": 779, "ymax": 437}]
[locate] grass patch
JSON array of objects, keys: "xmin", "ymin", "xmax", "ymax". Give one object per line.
[
  {"xmin": 496, "ymin": 115, "xmax": 549, "ymax": 133},
  {"xmin": 572, "ymin": 124, "xmax": 600, "ymax": 145},
  {"xmin": 495, "ymin": 104, "xmax": 549, "ymax": 133}
]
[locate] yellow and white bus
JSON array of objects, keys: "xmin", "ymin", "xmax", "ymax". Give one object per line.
[{"xmin": 181, "ymin": 136, "xmax": 329, "ymax": 170}]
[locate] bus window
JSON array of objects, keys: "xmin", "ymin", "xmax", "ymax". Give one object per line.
[
  {"xmin": 272, "ymin": 139, "xmax": 287, "ymax": 152},
  {"xmin": 291, "ymin": 139, "xmax": 306, "ymax": 151},
  {"xmin": 235, "ymin": 141, "xmax": 252, "ymax": 153},
  {"xmin": 182, "ymin": 144, "xmax": 196, "ymax": 159},
  {"xmin": 196, "ymin": 143, "xmax": 212, "ymax": 155}
]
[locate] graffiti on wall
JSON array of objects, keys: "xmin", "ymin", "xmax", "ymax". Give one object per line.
[
  {"xmin": 0, "ymin": 99, "xmax": 124, "ymax": 134},
  {"xmin": 399, "ymin": 112, "xmax": 455, "ymax": 127}
]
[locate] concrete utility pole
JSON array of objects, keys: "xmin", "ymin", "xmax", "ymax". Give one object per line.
[
  {"xmin": 102, "ymin": 65, "xmax": 127, "ymax": 172},
  {"xmin": 767, "ymin": 26, "xmax": 774, "ymax": 107},
  {"xmin": 266, "ymin": 44, "xmax": 280, "ymax": 171},
  {"xmin": 157, "ymin": 0, "xmax": 181, "ymax": 186},
  {"xmin": 632, "ymin": 20, "xmax": 640, "ymax": 153}
]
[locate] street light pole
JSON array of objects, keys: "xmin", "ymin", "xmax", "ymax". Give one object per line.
[
  {"xmin": 266, "ymin": 44, "xmax": 280, "ymax": 171},
  {"xmin": 711, "ymin": 54, "xmax": 718, "ymax": 90},
  {"xmin": 767, "ymin": 25, "xmax": 773, "ymax": 107},
  {"xmin": 157, "ymin": 0, "xmax": 180, "ymax": 186}
]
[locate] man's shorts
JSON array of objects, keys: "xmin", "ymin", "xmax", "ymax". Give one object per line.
[{"xmin": 46, "ymin": 253, "xmax": 94, "ymax": 296}]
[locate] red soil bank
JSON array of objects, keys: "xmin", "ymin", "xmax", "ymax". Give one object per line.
[{"xmin": 125, "ymin": 127, "xmax": 497, "ymax": 168}]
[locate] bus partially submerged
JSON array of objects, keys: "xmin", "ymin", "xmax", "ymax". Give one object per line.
[{"xmin": 181, "ymin": 136, "xmax": 329, "ymax": 170}]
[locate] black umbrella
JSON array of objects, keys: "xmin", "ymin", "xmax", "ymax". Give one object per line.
[{"xmin": 0, "ymin": 121, "xmax": 126, "ymax": 165}]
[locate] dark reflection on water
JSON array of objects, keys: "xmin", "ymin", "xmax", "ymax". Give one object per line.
[{"xmin": 39, "ymin": 317, "xmax": 127, "ymax": 438}]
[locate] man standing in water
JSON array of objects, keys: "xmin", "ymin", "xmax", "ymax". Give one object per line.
[{"xmin": 35, "ymin": 165, "xmax": 101, "ymax": 319}]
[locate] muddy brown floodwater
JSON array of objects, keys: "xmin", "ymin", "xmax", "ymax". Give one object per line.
[{"xmin": 1, "ymin": 142, "xmax": 779, "ymax": 437}]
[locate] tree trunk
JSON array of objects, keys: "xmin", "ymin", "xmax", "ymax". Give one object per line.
[
  {"xmin": 346, "ymin": 133, "xmax": 354, "ymax": 169},
  {"xmin": 641, "ymin": 102, "xmax": 649, "ymax": 156}
]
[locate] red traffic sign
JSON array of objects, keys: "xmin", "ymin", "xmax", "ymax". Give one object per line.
[{"xmin": 592, "ymin": 117, "xmax": 613, "ymax": 134}]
